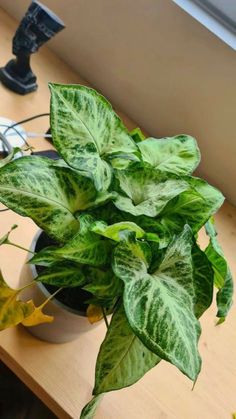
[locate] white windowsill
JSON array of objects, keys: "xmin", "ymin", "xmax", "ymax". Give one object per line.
[{"xmin": 173, "ymin": 0, "xmax": 236, "ymax": 50}]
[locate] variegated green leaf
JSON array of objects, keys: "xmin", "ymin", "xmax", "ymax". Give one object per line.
[
  {"xmin": 113, "ymin": 226, "xmax": 201, "ymax": 380},
  {"xmin": 30, "ymin": 215, "xmax": 111, "ymax": 267},
  {"xmin": 132, "ymin": 215, "xmax": 176, "ymax": 249},
  {"xmin": 0, "ymin": 271, "xmax": 34, "ymax": 330},
  {"xmin": 0, "ymin": 156, "xmax": 111, "ymax": 242},
  {"xmin": 37, "ymin": 262, "xmax": 86, "ymax": 287},
  {"xmin": 192, "ymin": 243, "xmax": 214, "ymax": 318},
  {"xmin": 130, "ymin": 127, "xmax": 146, "ymax": 143},
  {"xmin": 205, "ymin": 218, "xmax": 233, "ymax": 321},
  {"xmin": 80, "ymin": 395, "xmax": 103, "ymax": 419},
  {"xmin": 113, "ymin": 166, "xmax": 189, "ymax": 217},
  {"xmin": 29, "ymin": 246, "xmax": 61, "ymax": 267},
  {"xmin": 108, "ymin": 152, "xmax": 140, "ymax": 170},
  {"xmin": 49, "ymin": 83, "xmax": 137, "ymax": 191},
  {"xmin": 90, "ymin": 221, "xmax": 145, "ymax": 241},
  {"xmin": 138, "ymin": 135, "xmax": 200, "ymax": 174},
  {"xmin": 138, "ymin": 175, "xmax": 222, "ymax": 248},
  {"xmin": 83, "ymin": 267, "xmax": 122, "ymax": 303},
  {"xmin": 161, "ymin": 176, "xmax": 224, "ymax": 233},
  {"xmin": 93, "ymin": 304, "xmax": 160, "ymax": 394}
]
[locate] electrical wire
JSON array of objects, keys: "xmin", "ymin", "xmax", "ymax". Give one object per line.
[
  {"xmin": 0, "ymin": 132, "xmax": 12, "ymax": 154},
  {"xmin": 0, "ymin": 112, "xmax": 50, "ymax": 213},
  {"xmin": 3, "ymin": 113, "xmax": 49, "ymax": 136},
  {"xmin": 0, "ymin": 124, "xmax": 29, "ymax": 147},
  {"xmin": 6, "ymin": 131, "xmax": 52, "ymax": 139}
]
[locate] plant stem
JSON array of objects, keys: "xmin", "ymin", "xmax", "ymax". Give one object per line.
[
  {"xmin": 102, "ymin": 307, "xmax": 109, "ymax": 329},
  {"xmin": 7, "ymin": 240, "xmax": 35, "ymax": 254},
  {"xmin": 41, "ymin": 287, "xmax": 63, "ymax": 308},
  {"xmin": 19, "ymin": 280, "xmax": 36, "ymax": 293}
]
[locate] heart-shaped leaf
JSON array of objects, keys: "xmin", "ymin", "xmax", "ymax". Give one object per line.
[
  {"xmin": 93, "ymin": 304, "xmax": 160, "ymax": 394},
  {"xmin": 113, "ymin": 166, "xmax": 189, "ymax": 217},
  {"xmin": 0, "ymin": 156, "xmax": 112, "ymax": 242},
  {"xmin": 30, "ymin": 215, "xmax": 111, "ymax": 267},
  {"xmin": 138, "ymin": 135, "xmax": 200, "ymax": 174},
  {"xmin": 113, "ymin": 226, "xmax": 201, "ymax": 380},
  {"xmin": 161, "ymin": 176, "xmax": 224, "ymax": 233},
  {"xmin": 83, "ymin": 267, "xmax": 122, "ymax": 302},
  {"xmin": 36, "ymin": 261, "xmax": 86, "ymax": 288},
  {"xmin": 29, "ymin": 246, "xmax": 62, "ymax": 267},
  {"xmin": 49, "ymin": 83, "xmax": 137, "ymax": 191}
]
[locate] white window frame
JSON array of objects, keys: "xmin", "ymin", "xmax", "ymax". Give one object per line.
[{"xmin": 173, "ymin": 0, "xmax": 236, "ymax": 50}]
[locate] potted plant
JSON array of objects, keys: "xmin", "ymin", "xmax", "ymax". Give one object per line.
[{"xmin": 0, "ymin": 83, "xmax": 233, "ymax": 418}]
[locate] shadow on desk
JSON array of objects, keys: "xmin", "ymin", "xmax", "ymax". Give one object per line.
[{"xmin": 0, "ymin": 361, "xmax": 57, "ymax": 419}]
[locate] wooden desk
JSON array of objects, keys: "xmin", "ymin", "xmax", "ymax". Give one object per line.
[{"xmin": 0, "ymin": 7, "xmax": 235, "ymax": 419}]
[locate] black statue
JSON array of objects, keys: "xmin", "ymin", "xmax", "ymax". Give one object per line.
[{"xmin": 0, "ymin": 1, "xmax": 65, "ymax": 94}]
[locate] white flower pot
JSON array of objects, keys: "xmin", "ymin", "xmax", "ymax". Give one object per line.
[{"xmin": 20, "ymin": 230, "xmax": 97, "ymax": 343}]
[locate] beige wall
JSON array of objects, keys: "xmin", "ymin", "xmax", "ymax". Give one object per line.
[{"xmin": 0, "ymin": 0, "xmax": 236, "ymax": 205}]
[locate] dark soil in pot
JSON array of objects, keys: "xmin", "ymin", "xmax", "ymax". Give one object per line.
[{"xmin": 34, "ymin": 232, "xmax": 92, "ymax": 313}]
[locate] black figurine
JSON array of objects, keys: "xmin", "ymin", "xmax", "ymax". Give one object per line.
[{"xmin": 0, "ymin": 1, "xmax": 65, "ymax": 94}]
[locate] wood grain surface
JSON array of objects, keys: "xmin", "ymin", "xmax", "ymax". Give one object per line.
[{"xmin": 0, "ymin": 7, "xmax": 235, "ymax": 419}]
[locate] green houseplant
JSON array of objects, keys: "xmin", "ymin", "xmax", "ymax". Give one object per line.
[{"xmin": 0, "ymin": 83, "xmax": 233, "ymax": 418}]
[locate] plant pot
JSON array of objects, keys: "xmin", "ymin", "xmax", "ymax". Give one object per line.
[{"xmin": 20, "ymin": 230, "xmax": 97, "ymax": 343}]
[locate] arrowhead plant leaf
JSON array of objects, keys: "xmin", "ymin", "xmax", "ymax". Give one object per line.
[
  {"xmin": 113, "ymin": 226, "xmax": 202, "ymax": 380},
  {"xmin": 49, "ymin": 83, "xmax": 137, "ymax": 191},
  {"xmin": 93, "ymin": 304, "xmax": 161, "ymax": 395},
  {"xmin": 83, "ymin": 267, "xmax": 122, "ymax": 302},
  {"xmin": 137, "ymin": 135, "xmax": 200, "ymax": 174},
  {"xmin": 113, "ymin": 165, "xmax": 190, "ymax": 217},
  {"xmin": 36, "ymin": 262, "xmax": 86, "ymax": 288},
  {"xmin": 0, "ymin": 156, "xmax": 112, "ymax": 242},
  {"xmin": 205, "ymin": 218, "xmax": 233, "ymax": 321},
  {"xmin": 29, "ymin": 214, "xmax": 112, "ymax": 267},
  {"xmin": 28, "ymin": 246, "xmax": 62, "ymax": 267},
  {"xmin": 161, "ymin": 177, "xmax": 224, "ymax": 234}
]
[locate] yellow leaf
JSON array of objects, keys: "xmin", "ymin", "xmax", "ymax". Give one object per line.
[
  {"xmin": 22, "ymin": 302, "xmax": 54, "ymax": 326},
  {"xmin": 0, "ymin": 271, "xmax": 34, "ymax": 330},
  {"xmin": 87, "ymin": 304, "xmax": 103, "ymax": 324}
]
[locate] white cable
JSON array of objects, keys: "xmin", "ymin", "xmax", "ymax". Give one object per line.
[{"xmin": 6, "ymin": 131, "xmax": 52, "ymax": 139}]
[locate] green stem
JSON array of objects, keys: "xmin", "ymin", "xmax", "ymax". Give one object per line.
[
  {"xmin": 102, "ymin": 307, "xmax": 109, "ymax": 329},
  {"xmin": 7, "ymin": 240, "xmax": 35, "ymax": 255}
]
